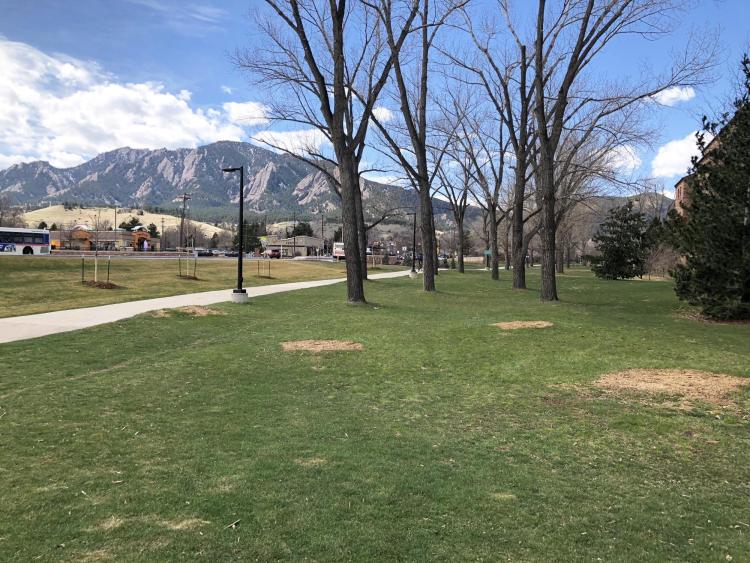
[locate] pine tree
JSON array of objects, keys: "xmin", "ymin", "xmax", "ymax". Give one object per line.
[
  {"xmin": 665, "ymin": 56, "xmax": 750, "ymax": 320},
  {"xmin": 590, "ymin": 202, "xmax": 649, "ymax": 280}
]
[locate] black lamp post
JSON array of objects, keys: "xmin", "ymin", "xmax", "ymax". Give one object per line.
[
  {"xmin": 406, "ymin": 211, "xmax": 417, "ymax": 274},
  {"xmin": 223, "ymin": 166, "xmax": 247, "ymax": 300}
]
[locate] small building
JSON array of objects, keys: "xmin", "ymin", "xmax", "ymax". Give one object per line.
[
  {"xmin": 263, "ymin": 235, "xmax": 323, "ymax": 257},
  {"xmin": 50, "ymin": 226, "xmax": 160, "ymax": 251}
]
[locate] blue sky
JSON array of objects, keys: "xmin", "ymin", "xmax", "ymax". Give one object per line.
[{"xmin": 1, "ymin": 0, "xmax": 748, "ymax": 196}]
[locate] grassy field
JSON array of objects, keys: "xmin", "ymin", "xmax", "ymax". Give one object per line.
[
  {"xmin": 1, "ymin": 269, "xmax": 749, "ymax": 561},
  {"xmin": 0, "ymin": 256, "xmax": 354, "ymax": 318}
]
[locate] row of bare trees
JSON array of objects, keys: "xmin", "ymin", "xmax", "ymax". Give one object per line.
[{"xmin": 243, "ymin": 0, "xmax": 713, "ymax": 303}]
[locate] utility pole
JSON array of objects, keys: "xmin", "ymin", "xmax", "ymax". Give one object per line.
[
  {"xmin": 292, "ymin": 210, "xmax": 296, "ymax": 258},
  {"xmin": 161, "ymin": 217, "xmax": 165, "ymax": 250},
  {"xmin": 320, "ymin": 211, "xmax": 325, "ymax": 255},
  {"xmin": 178, "ymin": 193, "xmax": 191, "ymax": 250}
]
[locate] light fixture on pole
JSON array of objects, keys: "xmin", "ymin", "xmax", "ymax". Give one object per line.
[{"xmin": 223, "ymin": 166, "xmax": 248, "ymax": 303}]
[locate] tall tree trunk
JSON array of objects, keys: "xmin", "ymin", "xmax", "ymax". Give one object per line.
[
  {"xmin": 420, "ymin": 187, "xmax": 436, "ymax": 291},
  {"xmin": 504, "ymin": 223, "xmax": 511, "ymax": 270},
  {"xmin": 539, "ymin": 168, "xmax": 559, "ymax": 300},
  {"xmin": 354, "ymin": 184, "xmax": 367, "ymax": 279},
  {"xmin": 566, "ymin": 243, "xmax": 572, "ymax": 269},
  {"xmin": 432, "ymin": 210, "xmax": 439, "ymax": 276},
  {"xmin": 339, "ymin": 153, "xmax": 365, "ymax": 303},
  {"xmin": 457, "ymin": 217, "xmax": 465, "ymax": 273},
  {"xmin": 511, "ymin": 177, "xmax": 527, "ymax": 289},
  {"xmin": 556, "ymin": 243, "xmax": 564, "ymax": 274},
  {"xmin": 488, "ymin": 206, "xmax": 500, "ymax": 280}
]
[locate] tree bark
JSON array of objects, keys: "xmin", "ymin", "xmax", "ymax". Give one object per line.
[
  {"xmin": 488, "ymin": 206, "xmax": 500, "ymax": 281},
  {"xmin": 339, "ymin": 153, "xmax": 366, "ymax": 303},
  {"xmin": 456, "ymin": 217, "xmax": 465, "ymax": 273},
  {"xmin": 420, "ymin": 188, "xmax": 436, "ymax": 291},
  {"xmin": 539, "ymin": 180, "xmax": 559, "ymax": 300},
  {"xmin": 511, "ymin": 174, "xmax": 527, "ymax": 289},
  {"xmin": 503, "ymin": 223, "xmax": 511, "ymax": 270},
  {"xmin": 353, "ymin": 182, "xmax": 368, "ymax": 279}
]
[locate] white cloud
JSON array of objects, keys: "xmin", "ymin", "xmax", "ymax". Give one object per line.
[
  {"xmin": 607, "ymin": 145, "xmax": 642, "ymax": 173},
  {"xmin": 651, "ymin": 131, "xmax": 711, "ymax": 178},
  {"xmin": 252, "ymin": 129, "xmax": 330, "ymax": 156},
  {"xmin": 372, "ymin": 106, "xmax": 395, "ymax": 123},
  {"xmin": 221, "ymin": 85, "xmax": 233, "ymax": 94},
  {"xmin": 652, "ymin": 86, "xmax": 695, "ymax": 106},
  {"xmin": 223, "ymin": 101, "xmax": 269, "ymax": 127},
  {"xmin": 0, "ymin": 39, "xmax": 266, "ymax": 169}
]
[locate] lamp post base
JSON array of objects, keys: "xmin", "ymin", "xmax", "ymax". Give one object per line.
[
  {"xmin": 408, "ymin": 270, "xmax": 418, "ymax": 279},
  {"xmin": 231, "ymin": 289, "xmax": 249, "ymax": 304}
]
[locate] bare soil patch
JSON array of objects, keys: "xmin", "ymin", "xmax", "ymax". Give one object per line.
[
  {"xmin": 99, "ymin": 515, "xmax": 124, "ymax": 531},
  {"xmin": 596, "ymin": 369, "xmax": 749, "ymax": 407},
  {"xmin": 149, "ymin": 306, "xmax": 224, "ymax": 318},
  {"xmin": 295, "ymin": 457, "xmax": 327, "ymax": 467},
  {"xmin": 160, "ymin": 518, "xmax": 211, "ymax": 531},
  {"xmin": 494, "ymin": 321, "xmax": 554, "ymax": 330},
  {"xmin": 83, "ymin": 281, "xmax": 123, "ymax": 290},
  {"xmin": 282, "ymin": 340, "xmax": 363, "ymax": 353}
]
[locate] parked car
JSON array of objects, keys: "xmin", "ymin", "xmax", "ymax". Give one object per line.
[
  {"xmin": 225, "ymin": 251, "xmax": 239, "ymax": 257},
  {"xmin": 268, "ymin": 249, "xmax": 281, "ymax": 259}
]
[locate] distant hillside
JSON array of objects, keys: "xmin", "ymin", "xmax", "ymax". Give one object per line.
[
  {"xmin": 22, "ymin": 205, "xmax": 229, "ymax": 237},
  {"xmin": 0, "ymin": 141, "xmax": 415, "ymax": 218}
]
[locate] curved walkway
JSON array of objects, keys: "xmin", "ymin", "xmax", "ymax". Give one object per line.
[{"xmin": 0, "ymin": 270, "xmax": 410, "ymax": 344}]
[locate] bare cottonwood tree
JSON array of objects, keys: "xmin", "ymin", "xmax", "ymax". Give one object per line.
[
  {"xmin": 0, "ymin": 195, "xmax": 25, "ymax": 228},
  {"xmin": 239, "ymin": 0, "xmax": 418, "ymax": 303},
  {"xmin": 368, "ymin": 0, "xmax": 465, "ymax": 291},
  {"xmin": 532, "ymin": 0, "xmax": 715, "ymax": 301},
  {"xmin": 450, "ymin": 1, "xmax": 538, "ymax": 289}
]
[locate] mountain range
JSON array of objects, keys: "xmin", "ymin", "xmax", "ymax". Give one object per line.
[
  {"xmin": 0, "ymin": 141, "xmax": 672, "ymax": 230},
  {"xmin": 0, "ymin": 141, "xmax": 414, "ymax": 218}
]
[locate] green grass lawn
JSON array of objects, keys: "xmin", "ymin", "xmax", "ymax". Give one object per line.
[
  {"xmin": 1, "ymin": 269, "xmax": 748, "ymax": 561},
  {"xmin": 0, "ymin": 256, "xmax": 356, "ymax": 318}
]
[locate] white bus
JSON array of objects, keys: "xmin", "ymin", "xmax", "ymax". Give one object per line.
[{"xmin": 0, "ymin": 227, "xmax": 51, "ymax": 255}]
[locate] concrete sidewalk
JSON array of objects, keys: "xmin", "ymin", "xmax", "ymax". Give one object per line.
[{"xmin": 0, "ymin": 270, "xmax": 411, "ymax": 345}]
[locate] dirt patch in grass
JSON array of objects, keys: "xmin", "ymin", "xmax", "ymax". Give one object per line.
[
  {"xmin": 160, "ymin": 518, "xmax": 211, "ymax": 531},
  {"xmin": 295, "ymin": 457, "xmax": 327, "ymax": 467},
  {"xmin": 83, "ymin": 280, "xmax": 123, "ymax": 290},
  {"xmin": 490, "ymin": 492, "xmax": 517, "ymax": 502},
  {"xmin": 99, "ymin": 515, "xmax": 124, "ymax": 531},
  {"xmin": 149, "ymin": 306, "xmax": 224, "ymax": 318},
  {"xmin": 596, "ymin": 369, "xmax": 749, "ymax": 407},
  {"xmin": 78, "ymin": 549, "xmax": 112, "ymax": 562},
  {"xmin": 282, "ymin": 340, "xmax": 363, "ymax": 353},
  {"xmin": 494, "ymin": 321, "xmax": 553, "ymax": 330}
]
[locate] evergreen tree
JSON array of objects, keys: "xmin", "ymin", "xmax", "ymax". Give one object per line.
[
  {"xmin": 119, "ymin": 217, "xmax": 143, "ymax": 231},
  {"xmin": 37, "ymin": 221, "xmax": 48, "ymax": 229},
  {"xmin": 49, "ymin": 223, "xmax": 58, "ymax": 231},
  {"xmin": 233, "ymin": 221, "xmax": 262, "ymax": 252},
  {"xmin": 333, "ymin": 227, "xmax": 343, "ymax": 242},
  {"xmin": 146, "ymin": 223, "xmax": 159, "ymax": 238},
  {"xmin": 291, "ymin": 221, "xmax": 314, "ymax": 237},
  {"xmin": 665, "ymin": 56, "xmax": 750, "ymax": 320},
  {"xmin": 590, "ymin": 202, "xmax": 650, "ymax": 280}
]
